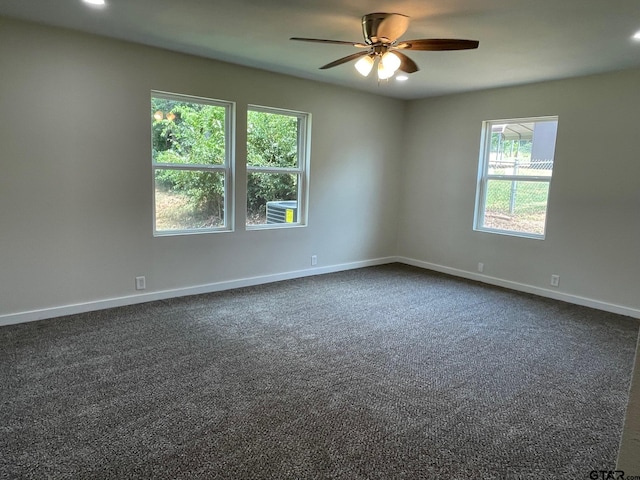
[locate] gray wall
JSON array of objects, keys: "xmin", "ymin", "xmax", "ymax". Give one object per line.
[
  {"xmin": 398, "ymin": 71, "xmax": 640, "ymax": 314},
  {"xmin": 0, "ymin": 17, "xmax": 403, "ymax": 319},
  {"xmin": 1, "ymin": 16, "xmax": 639, "ymax": 320}
]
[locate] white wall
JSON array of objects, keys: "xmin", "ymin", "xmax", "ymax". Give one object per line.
[
  {"xmin": 398, "ymin": 70, "xmax": 640, "ymax": 315},
  {"xmin": 0, "ymin": 17, "xmax": 404, "ymax": 320}
]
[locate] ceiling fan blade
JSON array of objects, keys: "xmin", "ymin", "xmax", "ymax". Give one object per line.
[
  {"xmin": 393, "ymin": 51, "xmax": 419, "ymax": 74},
  {"xmin": 290, "ymin": 37, "xmax": 368, "ymax": 48},
  {"xmin": 319, "ymin": 51, "xmax": 370, "ymax": 70},
  {"xmin": 397, "ymin": 39, "xmax": 479, "ymax": 51}
]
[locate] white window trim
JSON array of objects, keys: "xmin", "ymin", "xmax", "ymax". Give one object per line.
[
  {"xmin": 474, "ymin": 115, "xmax": 558, "ymax": 240},
  {"xmin": 151, "ymin": 90, "xmax": 235, "ymax": 236},
  {"xmin": 246, "ymin": 105, "xmax": 311, "ymax": 230}
]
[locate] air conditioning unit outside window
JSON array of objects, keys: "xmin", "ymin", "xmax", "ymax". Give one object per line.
[{"xmin": 266, "ymin": 200, "xmax": 298, "ymax": 224}]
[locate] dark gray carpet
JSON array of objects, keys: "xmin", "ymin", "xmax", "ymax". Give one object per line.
[{"xmin": 1, "ymin": 264, "xmax": 638, "ymax": 479}]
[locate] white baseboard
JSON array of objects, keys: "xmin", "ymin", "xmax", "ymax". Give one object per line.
[
  {"xmin": 397, "ymin": 256, "xmax": 640, "ymax": 320},
  {"xmin": 3, "ymin": 255, "xmax": 638, "ymax": 326},
  {"xmin": 0, "ymin": 257, "xmax": 397, "ymax": 327}
]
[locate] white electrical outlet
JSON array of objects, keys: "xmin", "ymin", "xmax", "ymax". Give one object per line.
[
  {"xmin": 478, "ymin": 262, "xmax": 484, "ymax": 273},
  {"xmin": 311, "ymin": 255, "xmax": 318, "ymax": 266},
  {"xmin": 135, "ymin": 276, "xmax": 146, "ymax": 290},
  {"xmin": 550, "ymin": 274, "xmax": 560, "ymax": 287}
]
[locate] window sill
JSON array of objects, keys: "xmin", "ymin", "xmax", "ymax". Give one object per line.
[
  {"xmin": 474, "ymin": 226, "xmax": 545, "ymax": 240},
  {"xmin": 246, "ymin": 223, "xmax": 307, "ymax": 231}
]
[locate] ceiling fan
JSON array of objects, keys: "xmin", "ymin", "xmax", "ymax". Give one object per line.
[{"xmin": 291, "ymin": 12, "xmax": 479, "ymax": 80}]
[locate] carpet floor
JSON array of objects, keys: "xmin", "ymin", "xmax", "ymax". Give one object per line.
[{"xmin": 1, "ymin": 264, "xmax": 638, "ymax": 479}]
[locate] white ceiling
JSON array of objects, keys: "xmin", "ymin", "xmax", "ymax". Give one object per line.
[{"xmin": 2, "ymin": 0, "xmax": 640, "ymax": 99}]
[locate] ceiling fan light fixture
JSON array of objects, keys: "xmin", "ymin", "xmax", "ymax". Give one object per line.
[
  {"xmin": 355, "ymin": 55, "xmax": 375, "ymax": 76},
  {"xmin": 377, "ymin": 61, "xmax": 394, "ymax": 80},
  {"xmin": 291, "ymin": 12, "xmax": 479, "ymax": 82},
  {"xmin": 381, "ymin": 51, "xmax": 401, "ymax": 73}
]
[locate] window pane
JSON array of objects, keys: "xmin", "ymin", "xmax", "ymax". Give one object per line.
[
  {"xmin": 155, "ymin": 170, "xmax": 225, "ymax": 231},
  {"xmin": 247, "ymin": 110, "xmax": 299, "ymax": 168},
  {"xmin": 152, "ymin": 97, "xmax": 226, "ymax": 165},
  {"xmin": 247, "ymin": 173, "xmax": 298, "ymax": 225},
  {"xmin": 488, "ymin": 120, "xmax": 557, "ymax": 177},
  {"xmin": 482, "ymin": 180, "xmax": 549, "ymax": 236}
]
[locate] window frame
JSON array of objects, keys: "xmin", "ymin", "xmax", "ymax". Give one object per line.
[
  {"xmin": 474, "ymin": 115, "xmax": 558, "ymax": 240},
  {"xmin": 151, "ymin": 90, "xmax": 235, "ymax": 236},
  {"xmin": 246, "ymin": 104, "xmax": 311, "ymax": 230}
]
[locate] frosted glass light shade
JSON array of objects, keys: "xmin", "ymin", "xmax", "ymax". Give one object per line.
[
  {"xmin": 381, "ymin": 52, "xmax": 401, "ymax": 73},
  {"xmin": 355, "ymin": 55, "xmax": 374, "ymax": 76},
  {"xmin": 377, "ymin": 62, "xmax": 394, "ymax": 80}
]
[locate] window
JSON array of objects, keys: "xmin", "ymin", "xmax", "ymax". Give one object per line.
[
  {"xmin": 246, "ymin": 106, "xmax": 310, "ymax": 228},
  {"xmin": 474, "ymin": 116, "xmax": 558, "ymax": 239},
  {"xmin": 151, "ymin": 92, "xmax": 233, "ymax": 235}
]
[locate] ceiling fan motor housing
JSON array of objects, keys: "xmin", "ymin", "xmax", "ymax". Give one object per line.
[{"xmin": 362, "ymin": 12, "xmax": 409, "ymax": 44}]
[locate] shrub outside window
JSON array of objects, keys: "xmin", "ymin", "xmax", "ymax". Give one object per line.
[
  {"xmin": 246, "ymin": 106, "xmax": 310, "ymax": 228},
  {"xmin": 151, "ymin": 91, "xmax": 233, "ymax": 235},
  {"xmin": 474, "ymin": 116, "xmax": 558, "ymax": 239}
]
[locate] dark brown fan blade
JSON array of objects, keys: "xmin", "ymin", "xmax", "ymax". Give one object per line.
[
  {"xmin": 290, "ymin": 37, "xmax": 368, "ymax": 48},
  {"xmin": 320, "ymin": 51, "xmax": 370, "ymax": 69},
  {"xmin": 397, "ymin": 39, "xmax": 479, "ymax": 51},
  {"xmin": 393, "ymin": 51, "xmax": 419, "ymax": 74}
]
